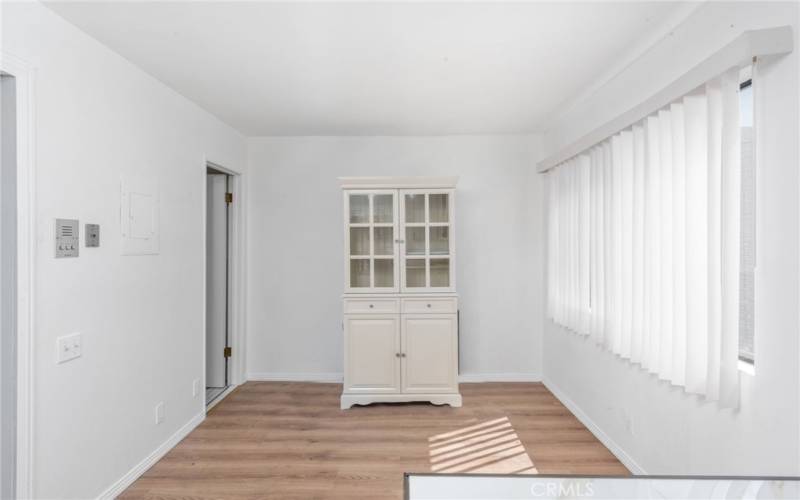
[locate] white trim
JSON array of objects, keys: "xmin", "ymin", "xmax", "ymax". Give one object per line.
[
  {"xmin": 206, "ymin": 384, "xmax": 237, "ymax": 412},
  {"xmin": 96, "ymin": 412, "xmax": 205, "ymax": 500},
  {"xmin": 0, "ymin": 49, "xmax": 36, "ymax": 500},
  {"xmin": 248, "ymin": 372, "xmax": 345, "ymax": 383},
  {"xmin": 538, "ymin": 25, "xmax": 794, "ymax": 173},
  {"xmin": 458, "ymin": 373, "xmax": 542, "ymax": 383},
  {"xmin": 246, "ymin": 372, "xmax": 543, "ymax": 384},
  {"xmin": 202, "ymin": 159, "xmax": 247, "ymax": 397},
  {"xmin": 339, "ymin": 176, "xmax": 459, "ymax": 189},
  {"xmin": 542, "ymin": 377, "xmax": 646, "ymax": 475}
]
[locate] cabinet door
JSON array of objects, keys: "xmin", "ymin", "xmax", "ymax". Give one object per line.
[
  {"xmin": 344, "ymin": 190, "xmax": 399, "ymax": 293},
  {"xmin": 344, "ymin": 315, "xmax": 401, "ymax": 393},
  {"xmin": 401, "ymin": 315, "xmax": 458, "ymax": 393},
  {"xmin": 400, "ymin": 190, "xmax": 455, "ymax": 293}
]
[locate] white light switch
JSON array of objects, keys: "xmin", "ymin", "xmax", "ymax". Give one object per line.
[{"xmin": 56, "ymin": 333, "xmax": 82, "ymax": 364}]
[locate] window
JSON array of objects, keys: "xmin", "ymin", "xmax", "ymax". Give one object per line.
[
  {"xmin": 547, "ymin": 67, "xmax": 745, "ymax": 408},
  {"xmin": 738, "ymin": 75, "xmax": 755, "ymax": 365}
]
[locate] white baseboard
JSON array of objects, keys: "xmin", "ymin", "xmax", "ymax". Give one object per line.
[
  {"xmin": 542, "ymin": 377, "xmax": 646, "ymax": 475},
  {"xmin": 458, "ymin": 372, "xmax": 542, "ymax": 382},
  {"xmin": 97, "ymin": 412, "xmax": 205, "ymax": 499},
  {"xmin": 247, "ymin": 372, "xmax": 542, "ymax": 384},
  {"xmin": 248, "ymin": 372, "xmax": 344, "ymax": 383}
]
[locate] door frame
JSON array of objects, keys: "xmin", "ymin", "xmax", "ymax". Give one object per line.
[
  {"xmin": 0, "ymin": 50, "xmax": 35, "ymax": 500},
  {"xmin": 202, "ymin": 159, "xmax": 246, "ymax": 410}
]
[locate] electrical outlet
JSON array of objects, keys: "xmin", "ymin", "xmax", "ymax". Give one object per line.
[
  {"xmin": 56, "ymin": 333, "xmax": 82, "ymax": 364},
  {"xmin": 155, "ymin": 402, "xmax": 165, "ymax": 424},
  {"xmin": 192, "ymin": 379, "xmax": 200, "ymax": 398}
]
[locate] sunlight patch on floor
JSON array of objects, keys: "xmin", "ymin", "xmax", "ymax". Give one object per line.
[{"xmin": 428, "ymin": 417, "xmax": 538, "ymax": 474}]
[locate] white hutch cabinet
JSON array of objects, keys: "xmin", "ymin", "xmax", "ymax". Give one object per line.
[{"xmin": 339, "ymin": 177, "xmax": 462, "ymax": 409}]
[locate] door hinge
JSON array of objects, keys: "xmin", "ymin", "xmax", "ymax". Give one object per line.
[
  {"xmin": 225, "ymin": 192, "xmax": 233, "ymax": 204},
  {"xmin": 224, "ymin": 346, "xmax": 232, "ymax": 358}
]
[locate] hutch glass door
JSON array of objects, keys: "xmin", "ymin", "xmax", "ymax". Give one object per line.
[
  {"xmin": 345, "ymin": 190, "xmax": 399, "ymax": 292},
  {"xmin": 401, "ymin": 190, "xmax": 454, "ymax": 292}
]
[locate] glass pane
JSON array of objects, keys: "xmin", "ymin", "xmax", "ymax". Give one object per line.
[
  {"xmin": 374, "ymin": 194, "xmax": 394, "ymax": 223},
  {"xmin": 405, "ymin": 194, "xmax": 425, "ymax": 223},
  {"xmin": 406, "ymin": 259, "xmax": 426, "ymax": 288},
  {"xmin": 429, "ymin": 193, "xmax": 449, "ymax": 223},
  {"xmin": 406, "ymin": 227, "xmax": 425, "ymax": 255},
  {"xmin": 350, "ymin": 227, "xmax": 370, "ymax": 255},
  {"xmin": 349, "ymin": 194, "xmax": 369, "ymax": 223},
  {"xmin": 350, "ymin": 259, "xmax": 370, "ymax": 288},
  {"xmin": 374, "ymin": 259, "xmax": 394, "ymax": 287},
  {"xmin": 430, "ymin": 258, "xmax": 450, "ymax": 287},
  {"xmin": 429, "ymin": 226, "xmax": 449, "ymax": 255},
  {"xmin": 374, "ymin": 227, "xmax": 394, "ymax": 256}
]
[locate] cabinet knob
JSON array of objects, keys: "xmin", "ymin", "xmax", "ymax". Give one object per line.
[
  {"xmin": 426, "ymin": 303, "xmax": 432, "ymax": 308},
  {"xmin": 395, "ymin": 353, "xmax": 401, "ymax": 358},
  {"xmin": 401, "ymin": 353, "xmax": 407, "ymax": 357},
  {"xmin": 369, "ymin": 304, "xmax": 374, "ymax": 308}
]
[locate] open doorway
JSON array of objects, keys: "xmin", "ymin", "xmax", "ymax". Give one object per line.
[
  {"xmin": 206, "ymin": 165, "xmax": 233, "ymax": 405},
  {"xmin": 0, "ymin": 72, "xmax": 18, "ymax": 500}
]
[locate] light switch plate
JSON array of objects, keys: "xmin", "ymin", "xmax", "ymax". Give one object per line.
[
  {"xmin": 56, "ymin": 333, "xmax": 82, "ymax": 364},
  {"xmin": 85, "ymin": 223, "xmax": 100, "ymax": 247},
  {"xmin": 55, "ymin": 219, "xmax": 79, "ymax": 258}
]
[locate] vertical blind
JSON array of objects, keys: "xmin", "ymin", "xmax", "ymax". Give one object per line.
[{"xmin": 547, "ymin": 67, "xmax": 742, "ymax": 408}]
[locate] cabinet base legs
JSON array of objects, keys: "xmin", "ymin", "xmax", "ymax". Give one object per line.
[{"xmin": 340, "ymin": 393, "xmax": 463, "ymax": 410}]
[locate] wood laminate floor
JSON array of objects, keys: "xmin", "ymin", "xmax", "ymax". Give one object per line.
[{"xmin": 121, "ymin": 382, "xmax": 628, "ymax": 499}]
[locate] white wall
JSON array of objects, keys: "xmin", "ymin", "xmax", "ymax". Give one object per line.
[
  {"xmin": 541, "ymin": 1, "xmax": 800, "ymax": 475},
  {"xmin": 246, "ymin": 136, "xmax": 544, "ymax": 381},
  {"xmin": 2, "ymin": 2, "xmax": 246, "ymax": 498}
]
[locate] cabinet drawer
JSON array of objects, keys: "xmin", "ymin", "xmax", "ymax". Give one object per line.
[
  {"xmin": 401, "ymin": 298, "xmax": 457, "ymax": 314},
  {"xmin": 344, "ymin": 298, "xmax": 400, "ymax": 314}
]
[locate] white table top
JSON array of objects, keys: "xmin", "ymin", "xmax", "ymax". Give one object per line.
[{"xmin": 406, "ymin": 474, "xmax": 800, "ymax": 500}]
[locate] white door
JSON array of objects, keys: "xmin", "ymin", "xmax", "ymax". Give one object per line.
[
  {"xmin": 343, "ymin": 315, "xmax": 401, "ymax": 393},
  {"xmin": 344, "ymin": 190, "xmax": 400, "ymax": 293},
  {"xmin": 0, "ymin": 72, "xmax": 17, "ymax": 500},
  {"xmin": 206, "ymin": 174, "xmax": 228, "ymax": 389},
  {"xmin": 399, "ymin": 190, "xmax": 455, "ymax": 293},
  {"xmin": 401, "ymin": 315, "xmax": 458, "ymax": 393}
]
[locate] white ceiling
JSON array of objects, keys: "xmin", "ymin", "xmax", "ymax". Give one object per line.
[{"xmin": 45, "ymin": 1, "xmax": 692, "ymax": 136}]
